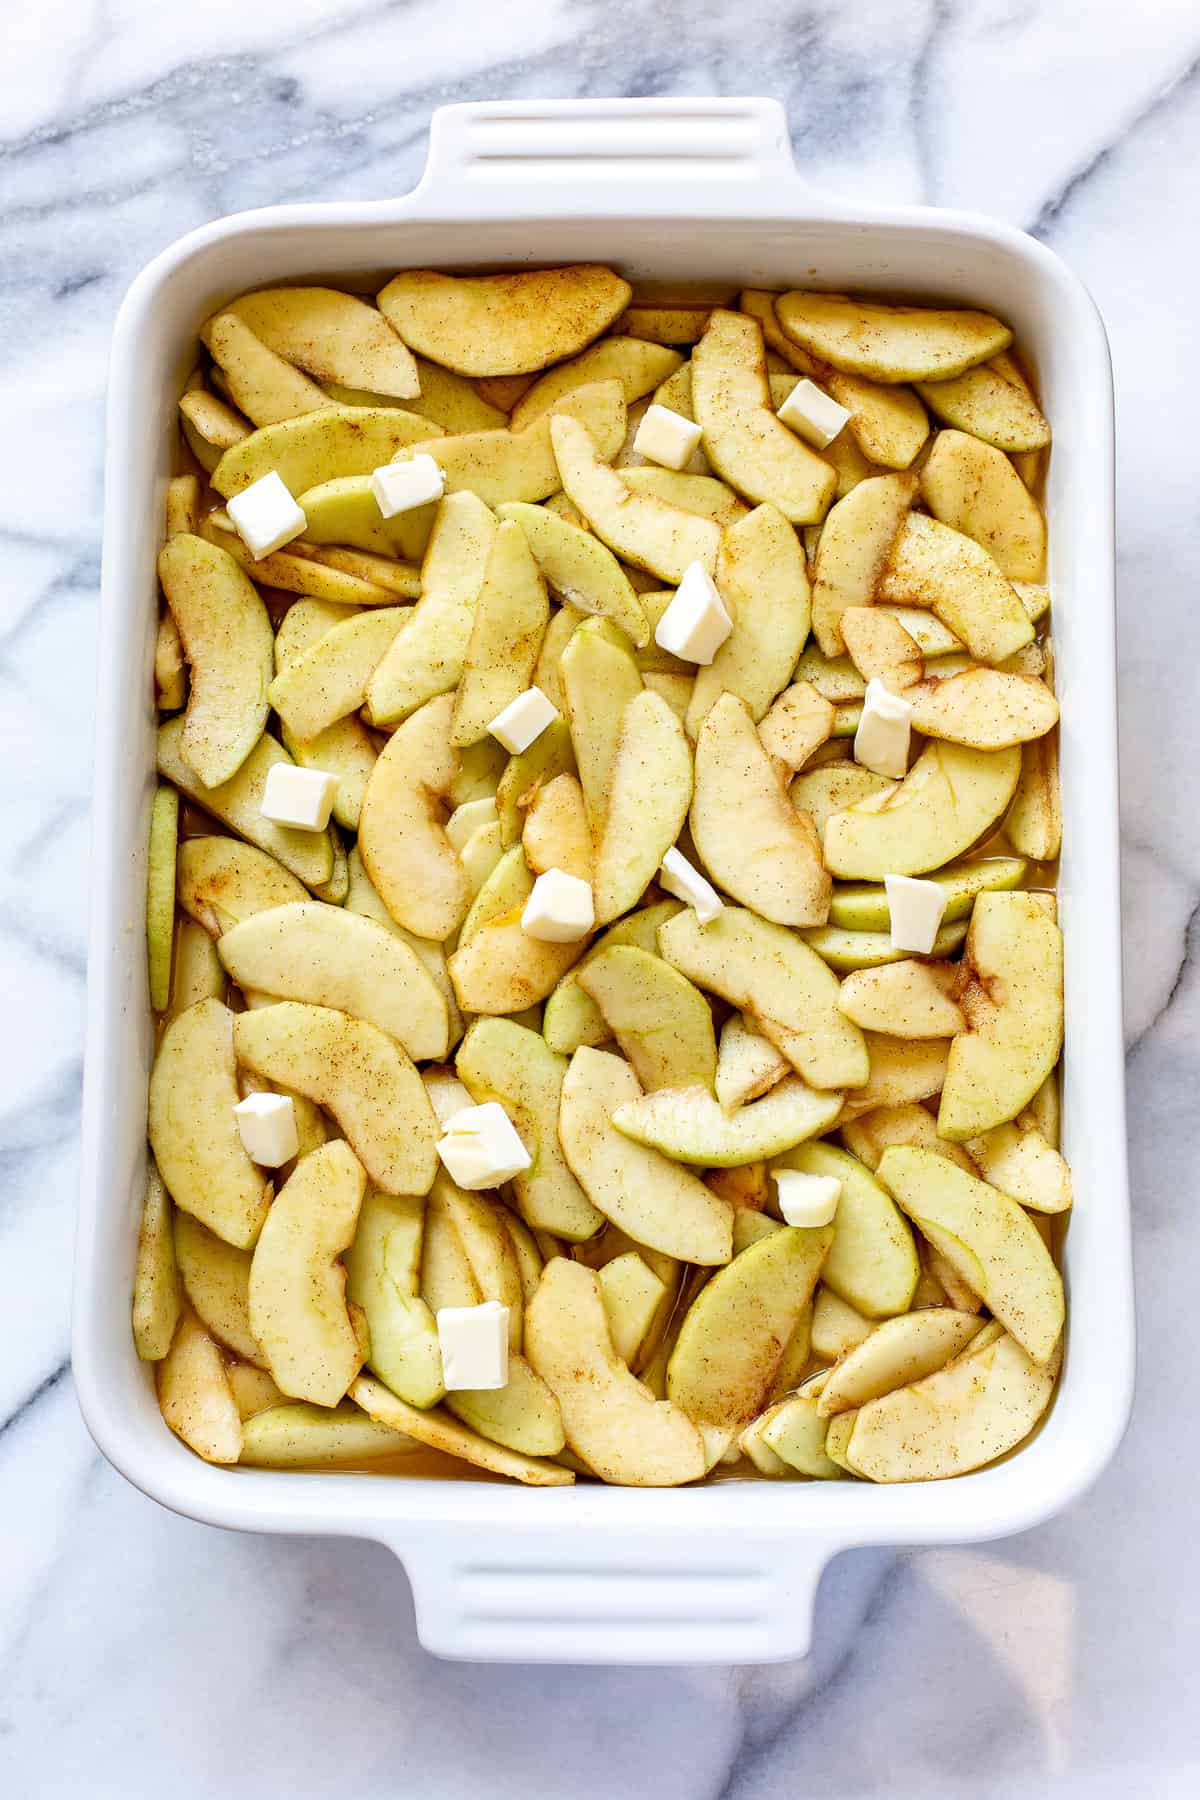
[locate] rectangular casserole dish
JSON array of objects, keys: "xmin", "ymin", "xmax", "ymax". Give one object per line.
[{"xmin": 76, "ymin": 96, "xmax": 1134, "ymax": 1665}]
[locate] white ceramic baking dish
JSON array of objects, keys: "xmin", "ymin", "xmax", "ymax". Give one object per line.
[{"xmin": 76, "ymin": 97, "xmax": 1134, "ymax": 1665}]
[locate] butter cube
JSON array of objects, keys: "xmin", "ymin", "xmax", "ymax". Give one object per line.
[
  {"xmin": 653, "ymin": 563, "xmax": 732, "ymax": 665},
  {"xmin": 226, "ymin": 471, "xmax": 306, "ymax": 560},
  {"xmin": 488, "ymin": 686, "xmax": 558, "ymax": 754},
  {"xmin": 659, "ymin": 847, "xmax": 723, "ymax": 925},
  {"xmin": 436, "ymin": 1101, "xmax": 532, "ymax": 1190},
  {"xmin": 370, "ymin": 453, "xmax": 445, "ymax": 518},
  {"xmin": 260, "ymin": 763, "xmax": 338, "ymax": 831},
  {"xmin": 437, "ymin": 1301, "xmax": 510, "ymax": 1391},
  {"xmin": 775, "ymin": 1169, "xmax": 841, "ymax": 1228},
  {"xmin": 522, "ymin": 867, "xmax": 594, "ymax": 943},
  {"xmin": 777, "ymin": 378, "xmax": 852, "ymax": 449},
  {"xmin": 884, "ymin": 873, "xmax": 948, "ymax": 955},
  {"xmin": 233, "ymin": 1092, "xmax": 298, "ymax": 1168},
  {"xmin": 854, "ymin": 677, "xmax": 913, "ymax": 779},
  {"xmin": 632, "ymin": 403, "xmax": 704, "ymax": 471}
]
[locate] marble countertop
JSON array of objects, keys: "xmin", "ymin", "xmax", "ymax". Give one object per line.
[{"xmin": 3, "ymin": 0, "xmax": 1197, "ymax": 1791}]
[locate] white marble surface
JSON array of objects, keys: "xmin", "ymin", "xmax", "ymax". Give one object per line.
[{"xmin": 2, "ymin": 0, "xmax": 1197, "ymax": 1790}]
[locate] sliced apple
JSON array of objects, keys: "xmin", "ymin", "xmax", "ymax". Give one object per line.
[
  {"xmin": 560, "ymin": 617, "xmax": 643, "ymax": 835},
  {"xmin": 132, "ymin": 1162, "xmax": 181, "ymax": 1361},
  {"xmin": 498, "ymin": 501, "xmax": 648, "ymax": 645},
  {"xmin": 824, "ymin": 740, "xmax": 1021, "ymax": 879},
  {"xmin": 614, "ymin": 1078, "xmax": 843, "ymax": 1167},
  {"xmin": 686, "ymin": 503, "xmax": 811, "ymax": 736},
  {"xmin": 790, "ymin": 762, "xmax": 894, "ymax": 838},
  {"xmin": 267, "ymin": 608, "xmax": 406, "ymax": 745},
  {"xmin": 879, "ymin": 513, "xmax": 1034, "ymax": 663},
  {"xmin": 916, "ymin": 356, "xmax": 1050, "ymax": 452},
  {"xmin": 840, "ymin": 605, "xmax": 924, "ymax": 692},
  {"xmin": 510, "ymin": 337, "xmax": 682, "ymax": 428},
  {"xmin": 829, "ymin": 855, "xmax": 1027, "ymax": 932},
  {"xmin": 145, "ymin": 784, "xmax": 178, "ymax": 1014},
  {"xmin": 543, "ymin": 898, "xmax": 682, "ymax": 1056},
  {"xmin": 455, "ymin": 1018, "xmax": 603, "ymax": 1241},
  {"xmin": 1007, "ymin": 733, "xmax": 1062, "ymax": 862},
  {"xmin": 217, "ymin": 286, "xmax": 419, "ymax": 397},
  {"xmin": 295, "ymin": 471, "xmax": 435, "ymax": 559},
  {"xmin": 939, "ymin": 891, "xmax": 1064, "ymax": 1140},
  {"xmin": 495, "ymin": 716, "xmax": 576, "ymax": 846},
  {"xmin": 810, "ymin": 472, "xmax": 916, "ymax": 655},
  {"xmin": 840, "ymin": 1033, "xmax": 951, "ymax": 1119},
  {"xmin": 522, "ymin": 772, "xmax": 592, "ymax": 883},
  {"xmin": 149, "ymin": 999, "xmax": 270, "ymax": 1249},
  {"xmin": 525, "ymin": 1259, "xmax": 704, "ymax": 1487},
  {"xmin": 776, "ymin": 291, "xmax": 1011, "ymax": 382},
  {"xmin": 450, "ymin": 517, "xmax": 550, "ymax": 746},
  {"xmin": 551, "ymin": 413, "xmax": 721, "ymax": 582},
  {"xmin": 559, "ymin": 1048, "xmax": 732, "ymax": 1264},
  {"xmin": 667, "ymin": 1225, "xmax": 832, "ymax": 1429},
  {"xmin": 157, "ymin": 534, "xmax": 273, "ymax": 786},
  {"xmin": 358, "ymin": 693, "xmax": 467, "ymax": 941},
  {"xmin": 377, "ymin": 265, "xmax": 631, "ymax": 376},
  {"xmin": 343, "ymin": 1189, "xmax": 443, "ymax": 1407},
  {"xmin": 173, "ymin": 1211, "xmax": 261, "ymax": 1365},
  {"xmin": 596, "ymin": 1252, "xmax": 669, "ymax": 1366},
  {"xmin": 838, "ymin": 961, "xmax": 965, "ymax": 1039},
  {"xmin": 758, "ymin": 1378, "xmax": 843, "ymax": 1478},
  {"xmin": 156, "ymin": 1309, "xmax": 242, "ymax": 1464},
  {"xmin": 159, "ymin": 920, "xmax": 225, "ymax": 1027},
  {"xmin": 846, "ymin": 1328, "xmax": 1060, "ymax": 1482},
  {"xmin": 351, "ymin": 1374, "xmax": 573, "ymax": 1486},
  {"xmin": 533, "ymin": 603, "xmax": 586, "ymax": 711},
  {"xmin": 576, "ymin": 944, "xmax": 714, "ymax": 1093},
  {"xmin": 877, "ymin": 1144, "xmax": 1063, "ymax": 1362},
  {"xmin": 823, "ymin": 370, "xmax": 928, "ymax": 470},
  {"xmin": 593, "ymin": 689, "xmax": 693, "ymax": 923},
  {"xmin": 691, "ymin": 309, "xmax": 836, "ymax": 522},
  {"xmin": 817, "ymin": 1310, "xmax": 983, "ymax": 1416},
  {"xmin": 620, "ymin": 467, "xmax": 748, "ymax": 527},
  {"xmin": 965, "ymin": 1116, "xmax": 1073, "ymax": 1214},
  {"xmin": 715, "ymin": 1014, "xmax": 791, "ymax": 1112},
  {"xmin": 906, "ymin": 668, "xmax": 1058, "ymax": 750},
  {"xmin": 405, "ymin": 380, "xmax": 626, "ymax": 508},
  {"xmin": 811, "ymin": 1286, "xmax": 874, "ymax": 1361},
  {"xmin": 234, "ymin": 1002, "xmax": 437, "ymax": 1196},
  {"xmin": 212, "ymin": 404, "xmax": 435, "ymax": 498},
  {"xmin": 753, "ymin": 681, "xmax": 833, "ymax": 775},
  {"xmin": 772, "ymin": 1140, "xmax": 918, "ymax": 1318},
  {"xmin": 659, "ymin": 906, "xmax": 870, "ymax": 1090},
  {"xmin": 841, "ymin": 1102, "xmax": 977, "ymax": 1176},
  {"xmin": 202, "ymin": 312, "xmax": 332, "ymax": 426},
  {"xmin": 920, "ymin": 429, "xmax": 1046, "ymax": 581},
  {"xmin": 691, "ymin": 693, "xmax": 831, "ymax": 927},
  {"xmin": 240, "ymin": 1400, "xmax": 418, "ymax": 1467},
  {"xmin": 447, "ymin": 849, "xmax": 584, "ymax": 1015}
]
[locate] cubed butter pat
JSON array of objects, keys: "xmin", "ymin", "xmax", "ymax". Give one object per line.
[
  {"xmin": 654, "ymin": 563, "xmax": 732, "ymax": 665},
  {"xmin": 233, "ymin": 1091, "xmax": 298, "ymax": 1168},
  {"xmin": 659, "ymin": 847, "xmax": 723, "ymax": 925},
  {"xmin": 521, "ymin": 867, "xmax": 594, "ymax": 942},
  {"xmin": 884, "ymin": 873, "xmax": 948, "ymax": 955},
  {"xmin": 775, "ymin": 1169, "xmax": 841, "ymax": 1229},
  {"xmin": 370, "ymin": 454, "xmax": 445, "ymax": 518},
  {"xmin": 260, "ymin": 763, "xmax": 338, "ymax": 831},
  {"xmin": 632, "ymin": 403, "xmax": 704, "ymax": 471},
  {"xmin": 437, "ymin": 1301, "xmax": 510, "ymax": 1391},
  {"xmin": 777, "ymin": 378, "xmax": 852, "ymax": 449},
  {"xmin": 854, "ymin": 677, "xmax": 913, "ymax": 779},
  {"xmin": 436, "ymin": 1101, "xmax": 532, "ymax": 1190},
  {"xmin": 226, "ymin": 470, "xmax": 307, "ymax": 560},
  {"xmin": 488, "ymin": 685, "xmax": 559, "ymax": 754}
]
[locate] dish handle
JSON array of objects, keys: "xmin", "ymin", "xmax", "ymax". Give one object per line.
[
  {"xmin": 380, "ymin": 1521, "xmax": 844, "ymax": 1664},
  {"xmin": 408, "ymin": 97, "xmax": 830, "ymax": 217}
]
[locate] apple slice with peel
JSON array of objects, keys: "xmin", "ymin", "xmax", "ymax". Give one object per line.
[
  {"xmin": 523, "ymin": 773, "xmax": 592, "ymax": 882},
  {"xmin": 577, "ymin": 945, "xmax": 717, "ymax": 1093},
  {"xmin": 247, "ymin": 1139, "xmax": 366, "ymax": 1406},
  {"xmin": 659, "ymin": 907, "xmax": 870, "ymax": 1091},
  {"xmin": 879, "ymin": 514, "xmax": 1034, "ymax": 663},
  {"xmin": 212, "ymin": 404, "xmax": 437, "ymax": 497},
  {"xmin": 561, "ymin": 618, "xmax": 643, "ymax": 836},
  {"xmin": 840, "ymin": 606, "xmax": 924, "ymax": 691},
  {"xmin": 965, "ymin": 1116, "xmax": 1072, "ymax": 1214},
  {"xmin": 597, "ymin": 1253, "xmax": 669, "ymax": 1365},
  {"xmin": 939, "ymin": 891, "xmax": 1064, "ymax": 1139},
  {"xmin": 344, "ymin": 846, "xmax": 462, "ymax": 1050},
  {"xmin": 157, "ymin": 534, "xmax": 273, "ymax": 787},
  {"xmin": 691, "ymin": 693, "xmax": 831, "ymax": 927},
  {"xmin": 451, "ymin": 517, "xmax": 550, "ymax": 746},
  {"xmin": 715, "ymin": 1013, "xmax": 791, "ymax": 1112},
  {"xmin": 132, "ymin": 1163, "xmax": 180, "ymax": 1362},
  {"xmin": 829, "ymin": 855, "xmax": 1028, "ymax": 932},
  {"xmin": 551, "ymin": 413, "xmax": 721, "ymax": 582},
  {"xmin": 816, "ymin": 1310, "xmax": 984, "ymax": 1416},
  {"xmin": 358, "ymin": 693, "xmax": 467, "ymax": 942},
  {"xmin": 173, "ymin": 1213, "xmax": 262, "ymax": 1366},
  {"xmin": 773, "ymin": 1141, "xmax": 918, "ymax": 1319},
  {"xmin": 351, "ymin": 1374, "xmax": 573, "ymax": 1487},
  {"xmin": 217, "ymin": 902, "xmax": 449, "ymax": 1061},
  {"xmin": 758, "ymin": 680, "xmax": 835, "ymax": 770},
  {"xmin": 234, "ymin": 1002, "xmax": 437, "ymax": 1197},
  {"xmin": 543, "ymin": 898, "xmax": 682, "ymax": 1056},
  {"xmin": 447, "ymin": 848, "xmax": 585, "ymax": 1015},
  {"xmin": 758, "ymin": 1377, "xmax": 843, "ymax": 1479},
  {"xmin": 1007, "ymin": 733, "xmax": 1062, "ymax": 862},
  {"xmin": 621, "ymin": 467, "xmax": 747, "ymax": 527},
  {"xmin": 614, "ymin": 1079, "xmax": 843, "ymax": 1167},
  {"xmin": 222, "ymin": 286, "xmax": 420, "ymax": 397},
  {"xmin": 803, "ymin": 920, "xmax": 968, "ymax": 974},
  {"xmin": 498, "ymin": 501, "xmax": 649, "ymax": 644},
  {"xmin": 525, "ymin": 1259, "xmax": 705, "ymax": 1487},
  {"xmin": 202, "ymin": 312, "xmax": 332, "ymax": 426},
  {"xmin": 559, "ymin": 1048, "xmax": 733, "ymax": 1264},
  {"xmin": 877, "ymin": 1144, "xmax": 1063, "ymax": 1362},
  {"xmin": 824, "ymin": 740, "xmax": 1021, "ymax": 879},
  {"xmin": 840, "ymin": 1102, "xmax": 977, "ymax": 1176},
  {"xmin": 840, "ymin": 1033, "xmax": 951, "ymax": 1119},
  {"xmin": 790, "ymin": 763, "xmax": 894, "ymax": 838},
  {"xmin": 775, "ymin": 290, "xmax": 1011, "ymax": 382},
  {"xmin": 667, "ymin": 1225, "xmax": 833, "ymax": 1430},
  {"xmin": 510, "ymin": 336, "xmax": 682, "ymax": 427},
  {"xmin": 687, "ymin": 503, "xmax": 812, "ymax": 738},
  {"xmin": 496, "ymin": 716, "xmax": 575, "ymax": 846},
  {"xmin": 267, "ymin": 607, "xmax": 406, "ymax": 744},
  {"xmin": 847, "ymin": 1329, "xmax": 1061, "ymax": 1481},
  {"xmin": 157, "ymin": 1310, "xmax": 243, "ymax": 1464},
  {"xmin": 811, "ymin": 1287, "xmax": 874, "ymax": 1361},
  {"xmin": 240, "ymin": 1401, "xmax": 419, "ymax": 1467},
  {"xmin": 149, "ymin": 999, "xmax": 270, "ymax": 1250},
  {"xmin": 343, "ymin": 1190, "xmax": 444, "ymax": 1408},
  {"xmin": 838, "ymin": 961, "xmax": 965, "ymax": 1039},
  {"xmin": 906, "ymin": 668, "xmax": 1058, "ymax": 749},
  {"xmin": 146, "ymin": 785, "xmax": 178, "ymax": 1012},
  {"xmin": 691, "ymin": 310, "xmax": 836, "ymax": 523},
  {"xmin": 455, "ymin": 1017, "xmax": 603, "ymax": 1241},
  {"xmin": 594, "ymin": 689, "xmax": 693, "ymax": 924},
  {"xmin": 367, "ymin": 491, "xmax": 496, "ymax": 725},
  {"xmin": 920, "ymin": 429, "xmax": 1045, "ymax": 581},
  {"xmin": 376, "ymin": 265, "xmax": 631, "ymax": 376},
  {"xmin": 810, "ymin": 473, "xmax": 917, "ymax": 656}
]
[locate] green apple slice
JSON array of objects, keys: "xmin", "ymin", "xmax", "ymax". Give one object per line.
[
  {"xmin": 404, "ymin": 380, "xmax": 626, "ymax": 508},
  {"xmin": 212, "ymin": 404, "xmax": 437, "ymax": 497},
  {"xmin": 132, "ymin": 1162, "xmax": 181, "ymax": 1361},
  {"xmin": 920, "ymin": 428, "xmax": 1046, "ymax": 580},
  {"xmin": 344, "ymin": 846, "xmax": 462, "ymax": 1050},
  {"xmin": 939, "ymin": 891, "xmax": 1064, "ymax": 1140},
  {"xmin": 146, "ymin": 784, "xmax": 178, "ymax": 1012},
  {"xmin": 620, "ymin": 467, "xmax": 748, "ymax": 526},
  {"xmin": 597, "ymin": 1252, "xmax": 669, "ymax": 1365},
  {"xmin": 847, "ymin": 1328, "xmax": 1060, "ymax": 1481},
  {"xmin": 879, "ymin": 513, "xmax": 1034, "ymax": 663},
  {"xmin": 451, "ymin": 517, "xmax": 550, "ymax": 746},
  {"xmin": 577, "ymin": 944, "xmax": 717, "ymax": 1093},
  {"xmin": 510, "ymin": 337, "xmax": 682, "ymax": 428},
  {"xmin": 1007, "ymin": 733, "xmax": 1062, "ymax": 861},
  {"xmin": 822, "ymin": 369, "xmax": 929, "ymax": 470},
  {"xmin": 298, "ymin": 473, "xmax": 435, "ymax": 560},
  {"xmin": 775, "ymin": 291, "xmax": 1011, "ymax": 382},
  {"xmin": 561, "ymin": 617, "xmax": 643, "ymax": 836},
  {"xmin": 173, "ymin": 1212, "xmax": 262, "ymax": 1365},
  {"xmin": 840, "ymin": 1033, "xmax": 951, "ymax": 1119},
  {"xmin": 525, "ymin": 1259, "xmax": 705, "ymax": 1487},
  {"xmin": 343, "ymin": 1189, "xmax": 443, "ymax": 1407},
  {"xmin": 376, "ymin": 265, "xmax": 631, "ymax": 376},
  {"xmin": 838, "ymin": 961, "xmax": 965, "ymax": 1039},
  {"xmin": 358, "ymin": 693, "xmax": 468, "ymax": 942},
  {"xmin": 157, "ymin": 534, "xmax": 274, "ymax": 786},
  {"xmin": 234, "ymin": 1002, "xmax": 438, "ymax": 1197},
  {"xmin": 816, "ymin": 1309, "xmax": 984, "ymax": 1416},
  {"xmin": 823, "ymin": 740, "xmax": 1022, "ymax": 880},
  {"xmin": 221, "ymin": 286, "xmax": 420, "ymax": 397},
  {"xmin": 790, "ymin": 763, "xmax": 894, "ymax": 838},
  {"xmin": 667, "ymin": 1225, "xmax": 832, "ymax": 1429},
  {"xmin": 551, "ymin": 413, "xmax": 721, "ymax": 582},
  {"xmin": 828, "ymin": 856, "xmax": 1027, "ymax": 932},
  {"xmin": 715, "ymin": 1013, "xmax": 791, "ymax": 1112},
  {"xmin": 447, "ymin": 849, "xmax": 584, "ymax": 1015},
  {"xmin": 877, "ymin": 1144, "xmax": 1063, "ymax": 1362},
  {"xmin": 156, "ymin": 1310, "xmax": 243, "ymax": 1464},
  {"xmin": 659, "ymin": 906, "xmax": 870, "ymax": 1091},
  {"xmin": 840, "ymin": 1102, "xmax": 977, "ymax": 1177},
  {"xmin": 499, "ymin": 501, "xmax": 649, "ymax": 644},
  {"xmin": 240, "ymin": 1401, "xmax": 419, "ymax": 1467},
  {"xmin": 691, "ymin": 692, "xmax": 831, "ymax": 927},
  {"xmin": 803, "ymin": 920, "xmax": 968, "ymax": 974},
  {"xmin": 809, "ymin": 472, "xmax": 917, "ymax": 655},
  {"xmin": 176, "ymin": 837, "xmax": 306, "ymax": 937},
  {"xmin": 686, "ymin": 503, "xmax": 811, "ymax": 738},
  {"xmin": 691, "ymin": 309, "xmax": 836, "ymax": 523},
  {"xmin": 614, "ymin": 1078, "xmax": 842, "ymax": 1167},
  {"xmin": 268, "ymin": 607, "xmax": 407, "ymax": 744},
  {"xmin": 542, "ymin": 899, "xmax": 683, "ymax": 1056},
  {"xmin": 772, "ymin": 1141, "xmax": 918, "ymax": 1319},
  {"xmin": 810, "ymin": 1286, "xmax": 874, "ymax": 1361},
  {"xmin": 759, "ymin": 1378, "xmax": 843, "ymax": 1479},
  {"xmin": 559, "ymin": 1048, "xmax": 733, "ymax": 1264},
  {"xmin": 523, "ymin": 773, "xmax": 592, "ymax": 882},
  {"xmin": 758, "ymin": 679, "xmax": 835, "ymax": 771},
  {"xmin": 350, "ymin": 1374, "xmax": 573, "ymax": 1487},
  {"xmin": 594, "ymin": 689, "xmax": 693, "ymax": 924}
]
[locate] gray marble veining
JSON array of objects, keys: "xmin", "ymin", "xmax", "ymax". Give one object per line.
[{"xmin": 2, "ymin": 1, "xmax": 1198, "ymax": 1792}]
